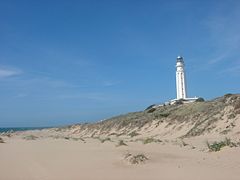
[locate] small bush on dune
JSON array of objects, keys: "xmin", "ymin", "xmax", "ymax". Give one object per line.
[
  {"xmin": 146, "ymin": 107, "xmax": 156, "ymax": 113},
  {"xmin": 234, "ymin": 101, "xmax": 240, "ymax": 111},
  {"xmin": 0, "ymin": 137, "xmax": 5, "ymax": 143},
  {"xmin": 23, "ymin": 135, "xmax": 38, "ymax": 140},
  {"xmin": 64, "ymin": 137, "xmax": 86, "ymax": 142},
  {"xmin": 99, "ymin": 137, "xmax": 111, "ymax": 143},
  {"xmin": 124, "ymin": 153, "xmax": 148, "ymax": 164},
  {"xmin": 207, "ymin": 138, "xmax": 237, "ymax": 152},
  {"xmin": 181, "ymin": 140, "xmax": 188, "ymax": 147},
  {"xmin": 72, "ymin": 137, "xmax": 85, "ymax": 142},
  {"xmin": 108, "ymin": 132, "xmax": 118, "ymax": 136},
  {"xmin": 224, "ymin": 93, "xmax": 233, "ymax": 97},
  {"xmin": 196, "ymin": 97, "xmax": 205, "ymax": 102},
  {"xmin": 116, "ymin": 140, "xmax": 127, "ymax": 147},
  {"xmin": 116, "ymin": 133, "xmax": 125, "ymax": 137},
  {"xmin": 142, "ymin": 137, "xmax": 162, "ymax": 144},
  {"xmin": 128, "ymin": 131, "xmax": 140, "ymax": 137}
]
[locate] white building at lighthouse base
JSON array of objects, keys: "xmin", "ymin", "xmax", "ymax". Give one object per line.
[{"xmin": 169, "ymin": 97, "xmax": 199, "ymax": 105}]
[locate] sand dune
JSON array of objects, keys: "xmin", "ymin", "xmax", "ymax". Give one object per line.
[
  {"xmin": 0, "ymin": 136, "xmax": 240, "ymax": 180},
  {"xmin": 0, "ymin": 94, "xmax": 240, "ymax": 180}
]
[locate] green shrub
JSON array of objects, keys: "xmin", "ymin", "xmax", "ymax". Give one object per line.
[
  {"xmin": 146, "ymin": 108, "xmax": 156, "ymax": 113},
  {"xmin": 116, "ymin": 140, "xmax": 127, "ymax": 147},
  {"xmin": 142, "ymin": 137, "xmax": 162, "ymax": 144},
  {"xmin": 228, "ymin": 114, "xmax": 236, "ymax": 119},
  {"xmin": 181, "ymin": 140, "xmax": 188, "ymax": 146},
  {"xmin": 71, "ymin": 137, "xmax": 86, "ymax": 142},
  {"xmin": 207, "ymin": 138, "xmax": 237, "ymax": 152},
  {"xmin": 128, "ymin": 131, "xmax": 140, "ymax": 137},
  {"xmin": 145, "ymin": 104, "xmax": 156, "ymax": 111},
  {"xmin": 23, "ymin": 135, "xmax": 38, "ymax": 140},
  {"xmin": 159, "ymin": 113, "xmax": 170, "ymax": 117},
  {"xmin": 100, "ymin": 137, "xmax": 111, "ymax": 143},
  {"xmin": 0, "ymin": 137, "xmax": 5, "ymax": 143},
  {"xmin": 224, "ymin": 93, "xmax": 233, "ymax": 97},
  {"xmin": 234, "ymin": 101, "xmax": 240, "ymax": 110},
  {"xmin": 196, "ymin": 97, "xmax": 205, "ymax": 102},
  {"xmin": 124, "ymin": 153, "xmax": 148, "ymax": 164},
  {"xmin": 108, "ymin": 132, "xmax": 118, "ymax": 136}
]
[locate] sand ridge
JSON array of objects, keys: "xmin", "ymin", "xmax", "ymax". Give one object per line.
[{"xmin": 1, "ymin": 94, "xmax": 240, "ymax": 180}]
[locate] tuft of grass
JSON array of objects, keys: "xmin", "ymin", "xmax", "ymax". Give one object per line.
[
  {"xmin": 206, "ymin": 138, "xmax": 237, "ymax": 152},
  {"xmin": 70, "ymin": 137, "xmax": 86, "ymax": 143},
  {"xmin": 128, "ymin": 131, "xmax": 140, "ymax": 137},
  {"xmin": 146, "ymin": 108, "xmax": 156, "ymax": 113},
  {"xmin": 23, "ymin": 135, "xmax": 38, "ymax": 140},
  {"xmin": 142, "ymin": 137, "xmax": 162, "ymax": 144},
  {"xmin": 228, "ymin": 113, "xmax": 236, "ymax": 119},
  {"xmin": 108, "ymin": 132, "xmax": 118, "ymax": 136},
  {"xmin": 116, "ymin": 140, "xmax": 127, "ymax": 147},
  {"xmin": 234, "ymin": 101, "xmax": 240, "ymax": 110},
  {"xmin": 116, "ymin": 133, "xmax": 125, "ymax": 137},
  {"xmin": 124, "ymin": 153, "xmax": 148, "ymax": 164},
  {"xmin": 0, "ymin": 137, "xmax": 5, "ymax": 143},
  {"xmin": 99, "ymin": 137, "xmax": 111, "ymax": 143},
  {"xmin": 220, "ymin": 129, "xmax": 231, "ymax": 135},
  {"xmin": 181, "ymin": 140, "xmax": 188, "ymax": 147}
]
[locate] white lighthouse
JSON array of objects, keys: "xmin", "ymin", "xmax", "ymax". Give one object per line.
[
  {"xmin": 176, "ymin": 56, "xmax": 187, "ymax": 99},
  {"xmin": 153, "ymin": 55, "xmax": 199, "ymax": 107}
]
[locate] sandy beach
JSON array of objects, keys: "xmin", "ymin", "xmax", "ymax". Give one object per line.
[
  {"xmin": 1, "ymin": 94, "xmax": 240, "ymax": 180},
  {"xmin": 1, "ymin": 132, "xmax": 240, "ymax": 180}
]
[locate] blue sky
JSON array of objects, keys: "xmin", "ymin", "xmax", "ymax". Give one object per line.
[{"xmin": 0, "ymin": 0, "xmax": 239, "ymax": 127}]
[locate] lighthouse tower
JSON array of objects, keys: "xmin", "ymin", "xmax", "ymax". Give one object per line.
[{"xmin": 176, "ymin": 56, "xmax": 187, "ymax": 99}]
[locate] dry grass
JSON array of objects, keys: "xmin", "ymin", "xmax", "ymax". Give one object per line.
[
  {"xmin": 116, "ymin": 140, "xmax": 127, "ymax": 147},
  {"xmin": 98, "ymin": 137, "xmax": 111, "ymax": 143},
  {"xmin": 23, "ymin": 135, "xmax": 38, "ymax": 140},
  {"xmin": 0, "ymin": 137, "xmax": 5, "ymax": 143},
  {"xmin": 128, "ymin": 131, "xmax": 140, "ymax": 137},
  {"xmin": 60, "ymin": 94, "xmax": 240, "ymax": 139},
  {"xmin": 141, "ymin": 137, "xmax": 162, "ymax": 144},
  {"xmin": 206, "ymin": 138, "xmax": 237, "ymax": 152},
  {"xmin": 124, "ymin": 153, "xmax": 148, "ymax": 164},
  {"xmin": 64, "ymin": 137, "xmax": 86, "ymax": 142}
]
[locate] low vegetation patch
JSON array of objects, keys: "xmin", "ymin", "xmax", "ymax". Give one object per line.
[
  {"xmin": 116, "ymin": 133, "xmax": 125, "ymax": 137},
  {"xmin": 206, "ymin": 138, "xmax": 237, "ymax": 152},
  {"xmin": 196, "ymin": 97, "xmax": 205, "ymax": 102},
  {"xmin": 128, "ymin": 131, "xmax": 140, "ymax": 137},
  {"xmin": 146, "ymin": 107, "xmax": 156, "ymax": 113},
  {"xmin": 23, "ymin": 135, "xmax": 38, "ymax": 140},
  {"xmin": 108, "ymin": 132, "xmax": 125, "ymax": 137},
  {"xmin": 108, "ymin": 132, "xmax": 118, "ymax": 136},
  {"xmin": 142, "ymin": 137, "xmax": 162, "ymax": 144},
  {"xmin": 124, "ymin": 153, "xmax": 148, "ymax": 164},
  {"xmin": 0, "ymin": 137, "xmax": 5, "ymax": 143},
  {"xmin": 116, "ymin": 140, "xmax": 127, "ymax": 147},
  {"xmin": 180, "ymin": 140, "xmax": 188, "ymax": 147},
  {"xmin": 228, "ymin": 113, "xmax": 236, "ymax": 119},
  {"xmin": 72, "ymin": 137, "xmax": 85, "ymax": 142},
  {"xmin": 64, "ymin": 137, "xmax": 86, "ymax": 142},
  {"xmin": 99, "ymin": 137, "xmax": 111, "ymax": 143},
  {"xmin": 154, "ymin": 113, "xmax": 170, "ymax": 119}
]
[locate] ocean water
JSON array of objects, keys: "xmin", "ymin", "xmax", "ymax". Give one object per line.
[{"xmin": 0, "ymin": 127, "xmax": 49, "ymax": 133}]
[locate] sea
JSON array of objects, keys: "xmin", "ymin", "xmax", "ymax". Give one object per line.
[{"xmin": 0, "ymin": 127, "xmax": 50, "ymax": 133}]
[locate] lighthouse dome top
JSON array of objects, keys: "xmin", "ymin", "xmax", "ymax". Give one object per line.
[{"xmin": 176, "ymin": 56, "xmax": 184, "ymax": 63}]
